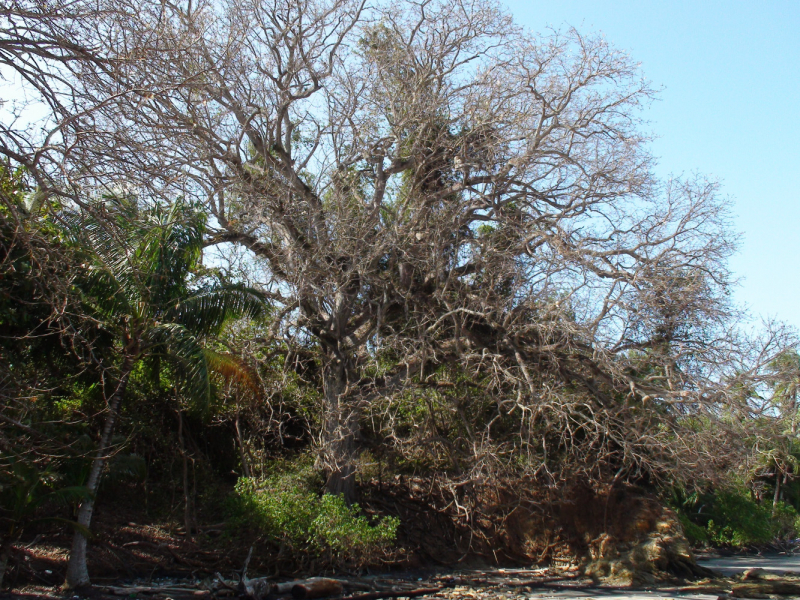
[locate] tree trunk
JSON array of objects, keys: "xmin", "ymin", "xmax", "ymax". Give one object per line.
[
  {"xmin": 65, "ymin": 355, "xmax": 134, "ymax": 589},
  {"xmin": 321, "ymin": 357, "xmax": 357, "ymax": 503},
  {"xmin": 176, "ymin": 410, "xmax": 196, "ymax": 537},
  {"xmin": 772, "ymin": 468, "xmax": 782, "ymax": 516},
  {"xmin": 0, "ymin": 540, "xmax": 12, "ymax": 590},
  {"xmin": 235, "ymin": 411, "xmax": 252, "ymax": 478}
]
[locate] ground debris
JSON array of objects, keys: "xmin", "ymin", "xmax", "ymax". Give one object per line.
[
  {"xmin": 729, "ymin": 567, "xmax": 800, "ymax": 598},
  {"xmin": 104, "ymin": 585, "xmax": 212, "ymax": 597},
  {"xmin": 12, "ymin": 558, "xmax": 800, "ymax": 600}
]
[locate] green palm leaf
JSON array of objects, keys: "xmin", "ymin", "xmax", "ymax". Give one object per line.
[
  {"xmin": 79, "ymin": 265, "xmax": 134, "ymax": 320},
  {"xmin": 143, "ymin": 322, "xmax": 211, "ymax": 409},
  {"xmin": 60, "ymin": 194, "xmax": 268, "ymax": 412},
  {"xmin": 167, "ymin": 284, "xmax": 268, "ymax": 336}
]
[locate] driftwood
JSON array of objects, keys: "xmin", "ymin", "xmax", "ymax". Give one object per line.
[
  {"xmin": 235, "ymin": 542, "xmax": 442, "ymax": 600},
  {"xmin": 240, "ymin": 546, "xmax": 272, "ymax": 600},
  {"xmin": 271, "ymin": 577, "xmax": 385, "ymax": 597},
  {"xmin": 215, "ymin": 572, "xmax": 239, "ymax": 591},
  {"xmin": 724, "ymin": 567, "xmax": 800, "ymax": 598},
  {"xmin": 335, "ymin": 587, "xmax": 443, "ymax": 600},
  {"xmin": 105, "ymin": 586, "xmax": 211, "ymax": 596},
  {"xmin": 732, "ymin": 581, "xmax": 800, "ymax": 597},
  {"xmin": 290, "ymin": 578, "xmax": 345, "ymax": 599},
  {"xmin": 104, "ymin": 582, "xmax": 447, "ymax": 600},
  {"xmin": 243, "ymin": 577, "xmax": 272, "ymax": 600}
]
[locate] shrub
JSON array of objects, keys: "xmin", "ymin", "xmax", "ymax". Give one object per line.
[
  {"xmin": 771, "ymin": 501, "xmax": 800, "ymax": 541},
  {"xmin": 677, "ymin": 513, "xmax": 708, "ymax": 544},
  {"xmin": 706, "ymin": 489, "xmax": 775, "ymax": 546},
  {"xmin": 704, "ymin": 489, "xmax": 800, "ymax": 546},
  {"xmin": 229, "ymin": 472, "xmax": 398, "ymax": 565},
  {"xmin": 310, "ymin": 493, "xmax": 399, "ymax": 559},
  {"xmin": 673, "ymin": 484, "xmax": 800, "ymax": 547}
]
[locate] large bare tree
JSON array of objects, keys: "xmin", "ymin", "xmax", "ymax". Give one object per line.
[
  {"xmin": 52, "ymin": 0, "xmax": 768, "ymax": 500},
  {"xmin": 0, "ymin": 1, "xmax": 118, "ymax": 190}
]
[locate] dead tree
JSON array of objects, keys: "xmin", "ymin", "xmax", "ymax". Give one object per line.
[{"xmin": 53, "ymin": 0, "xmax": 788, "ymax": 497}]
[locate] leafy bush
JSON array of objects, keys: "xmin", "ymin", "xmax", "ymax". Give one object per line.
[
  {"xmin": 229, "ymin": 471, "xmax": 398, "ymax": 564},
  {"xmin": 673, "ymin": 484, "xmax": 800, "ymax": 547},
  {"xmin": 771, "ymin": 501, "xmax": 800, "ymax": 541},
  {"xmin": 677, "ymin": 512, "xmax": 708, "ymax": 544},
  {"xmin": 310, "ymin": 493, "xmax": 399, "ymax": 556},
  {"xmin": 706, "ymin": 489, "xmax": 776, "ymax": 545}
]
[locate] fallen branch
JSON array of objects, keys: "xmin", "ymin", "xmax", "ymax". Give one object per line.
[
  {"xmin": 241, "ymin": 546, "xmax": 271, "ymax": 600},
  {"xmin": 335, "ymin": 587, "xmax": 443, "ymax": 600},
  {"xmin": 104, "ymin": 586, "xmax": 211, "ymax": 596},
  {"xmin": 732, "ymin": 581, "xmax": 800, "ymax": 598},
  {"xmin": 215, "ymin": 572, "xmax": 238, "ymax": 591},
  {"xmin": 290, "ymin": 579, "xmax": 344, "ymax": 599}
]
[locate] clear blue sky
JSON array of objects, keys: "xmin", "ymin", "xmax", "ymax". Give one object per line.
[{"xmin": 503, "ymin": 0, "xmax": 800, "ymax": 329}]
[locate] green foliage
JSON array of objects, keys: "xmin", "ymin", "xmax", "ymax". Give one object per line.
[
  {"xmin": 677, "ymin": 513, "xmax": 708, "ymax": 543},
  {"xmin": 673, "ymin": 484, "xmax": 800, "ymax": 547},
  {"xmin": 310, "ymin": 493, "xmax": 398, "ymax": 557},
  {"xmin": 66, "ymin": 194, "xmax": 268, "ymax": 412},
  {"xmin": 770, "ymin": 501, "xmax": 800, "ymax": 540},
  {"xmin": 706, "ymin": 490, "xmax": 777, "ymax": 545},
  {"xmin": 0, "ymin": 458, "xmax": 91, "ymax": 543},
  {"xmin": 229, "ymin": 465, "xmax": 398, "ymax": 564}
]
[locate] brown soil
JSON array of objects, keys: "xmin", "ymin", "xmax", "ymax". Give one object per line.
[
  {"xmin": 363, "ymin": 478, "xmax": 715, "ymax": 586},
  {"xmin": 3, "ymin": 502, "xmax": 253, "ymax": 590},
  {"xmin": 3, "ymin": 479, "xmax": 706, "ymax": 592}
]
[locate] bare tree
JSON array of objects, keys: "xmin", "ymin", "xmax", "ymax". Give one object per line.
[
  {"xmin": 0, "ymin": 1, "xmax": 117, "ymax": 192},
  {"xmin": 53, "ymin": 0, "xmax": 775, "ymax": 502}
]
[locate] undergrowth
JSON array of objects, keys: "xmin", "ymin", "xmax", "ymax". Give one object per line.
[
  {"xmin": 674, "ymin": 485, "xmax": 800, "ymax": 547},
  {"xmin": 228, "ymin": 461, "xmax": 399, "ymax": 566}
]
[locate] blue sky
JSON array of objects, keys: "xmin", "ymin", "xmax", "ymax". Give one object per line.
[{"xmin": 503, "ymin": 0, "xmax": 800, "ymax": 329}]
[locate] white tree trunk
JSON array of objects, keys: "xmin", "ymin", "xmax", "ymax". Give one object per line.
[{"xmin": 65, "ymin": 356, "xmax": 133, "ymax": 589}]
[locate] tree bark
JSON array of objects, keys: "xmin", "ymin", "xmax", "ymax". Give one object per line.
[
  {"xmin": 772, "ymin": 468, "xmax": 782, "ymax": 516},
  {"xmin": 321, "ymin": 357, "xmax": 357, "ymax": 503},
  {"xmin": 65, "ymin": 354, "xmax": 134, "ymax": 589},
  {"xmin": 0, "ymin": 540, "xmax": 12, "ymax": 590},
  {"xmin": 177, "ymin": 410, "xmax": 196, "ymax": 537},
  {"xmin": 235, "ymin": 411, "xmax": 252, "ymax": 478}
]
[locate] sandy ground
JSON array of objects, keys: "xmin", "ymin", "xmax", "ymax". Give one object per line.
[
  {"xmin": 514, "ymin": 592, "xmax": 718, "ymax": 600},
  {"xmin": 507, "ymin": 553, "xmax": 800, "ymax": 599},
  {"xmin": 9, "ymin": 554, "xmax": 800, "ymax": 600},
  {"xmin": 698, "ymin": 553, "xmax": 800, "ymax": 576}
]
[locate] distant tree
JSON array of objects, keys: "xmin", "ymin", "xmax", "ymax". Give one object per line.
[{"xmin": 765, "ymin": 350, "xmax": 800, "ymax": 511}]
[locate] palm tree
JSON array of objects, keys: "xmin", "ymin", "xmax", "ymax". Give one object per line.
[{"xmin": 62, "ymin": 195, "xmax": 266, "ymax": 588}]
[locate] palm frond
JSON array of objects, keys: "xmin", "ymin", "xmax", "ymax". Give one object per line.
[
  {"xmin": 79, "ymin": 265, "xmax": 133, "ymax": 319},
  {"xmin": 60, "ymin": 204, "xmax": 148, "ymax": 306},
  {"xmin": 168, "ymin": 284, "xmax": 268, "ymax": 336},
  {"xmin": 204, "ymin": 349, "xmax": 262, "ymax": 396},
  {"xmin": 137, "ymin": 200, "xmax": 205, "ymax": 309},
  {"xmin": 55, "ymin": 196, "xmax": 238, "ymax": 413},
  {"xmin": 46, "ymin": 486, "xmax": 93, "ymax": 507},
  {"xmin": 143, "ymin": 323, "xmax": 211, "ymax": 410}
]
